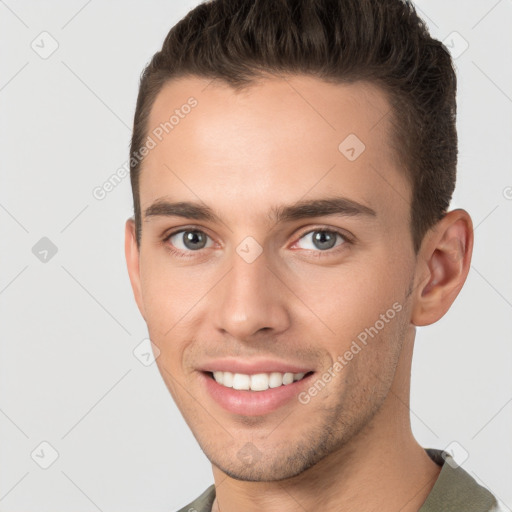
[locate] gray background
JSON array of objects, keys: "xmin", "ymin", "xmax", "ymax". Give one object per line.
[{"xmin": 1, "ymin": 0, "xmax": 511, "ymax": 510}]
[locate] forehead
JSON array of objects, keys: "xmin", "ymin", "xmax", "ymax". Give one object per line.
[{"xmin": 139, "ymin": 75, "xmax": 410, "ymax": 224}]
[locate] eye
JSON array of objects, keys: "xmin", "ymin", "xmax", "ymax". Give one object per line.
[
  {"xmin": 294, "ymin": 229, "xmax": 347, "ymax": 251},
  {"xmin": 167, "ymin": 229, "xmax": 214, "ymax": 251}
]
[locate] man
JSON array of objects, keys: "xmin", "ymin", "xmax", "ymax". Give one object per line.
[{"xmin": 124, "ymin": 0, "xmax": 499, "ymax": 510}]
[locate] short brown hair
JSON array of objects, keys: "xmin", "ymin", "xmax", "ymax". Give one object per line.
[{"xmin": 130, "ymin": 0, "xmax": 457, "ymax": 252}]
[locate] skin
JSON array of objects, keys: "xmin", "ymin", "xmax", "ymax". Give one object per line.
[{"xmin": 125, "ymin": 75, "xmax": 473, "ymax": 512}]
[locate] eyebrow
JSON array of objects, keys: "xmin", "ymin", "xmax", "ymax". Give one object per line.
[{"xmin": 143, "ymin": 196, "xmax": 377, "ymax": 224}]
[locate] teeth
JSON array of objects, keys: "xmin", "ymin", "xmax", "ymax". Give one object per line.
[
  {"xmin": 211, "ymin": 371, "xmax": 308, "ymax": 391},
  {"xmin": 232, "ymin": 373, "xmax": 250, "ymax": 390},
  {"xmin": 250, "ymin": 373, "xmax": 270, "ymax": 391},
  {"xmin": 282, "ymin": 372, "xmax": 294, "ymax": 385},
  {"xmin": 222, "ymin": 371, "xmax": 234, "ymax": 387},
  {"xmin": 269, "ymin": 372, "xmax": 283, "ymax": 388}
]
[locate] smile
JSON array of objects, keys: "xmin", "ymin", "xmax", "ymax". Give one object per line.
[{"xmin": 210, "ymin": 370, "xmax": 312, "ymax": 391}]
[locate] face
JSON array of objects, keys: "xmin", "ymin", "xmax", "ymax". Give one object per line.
[{"xmin": 126, "ymin": 75, "xmax": 419, "ymax": 481}]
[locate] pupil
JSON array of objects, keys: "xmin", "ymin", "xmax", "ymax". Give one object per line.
[
  {"xmin": 314, "ymin": 231, "xmax": 336, "ymax": 250},
  {"xmin": 184, "ymin": 231, "xmax": 206, "ymax": 250}
]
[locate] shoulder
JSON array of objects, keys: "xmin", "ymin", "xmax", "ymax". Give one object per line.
[
  {"xmin": 419, "ymin": 448, "xmax": 499, "ymax": 512},
  {"xmin": 175, "ymin": 484, "xmax": 216, "ymax": 512}
]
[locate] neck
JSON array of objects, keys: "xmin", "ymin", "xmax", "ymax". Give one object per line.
[{"xmin": 211, "ymin": 333, "xmax": 442, "ymax": 512}]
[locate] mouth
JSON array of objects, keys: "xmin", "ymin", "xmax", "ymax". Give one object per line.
[
  {"xmin": 200, "ymin": 369, "xmax": 316, "ymax": 416},
  {"xmin": 205, "ymin": 370, "xmax": 314, "ymax": 391}
]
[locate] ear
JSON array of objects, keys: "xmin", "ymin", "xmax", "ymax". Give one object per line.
[
  {"xmin": 124, "ymin": 218, "xmax": 147, "ymax": 321},
  {"xmin": 411, "ymin": 209, "xmax": 474, "ymax": 326}
]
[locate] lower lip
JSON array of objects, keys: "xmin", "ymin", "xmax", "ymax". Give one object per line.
[{"xmin": 200, "ymin": 371, "xmax": 314, "ymax": 416}]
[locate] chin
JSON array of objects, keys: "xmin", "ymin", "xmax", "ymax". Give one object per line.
[
  {"xmin": 208, "ymin": 444, "xmax": 325, "ymax": 482},
  {"xmin": 216, "ymin": 461, "xmax": 309, "ymax": 482}
]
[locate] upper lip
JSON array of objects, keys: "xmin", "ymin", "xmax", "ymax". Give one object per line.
[{"xmin": 198, "ymin": 358, "xmax": 314, "ymax": 375}]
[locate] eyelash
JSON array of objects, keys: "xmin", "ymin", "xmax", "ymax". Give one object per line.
[{"xmin": 161, "ymin": 226, "xmax": 353, "ymax": 259}]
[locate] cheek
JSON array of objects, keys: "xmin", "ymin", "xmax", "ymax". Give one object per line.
[
  {"xmin": 290, "ymin": 257, "xmax": 405, "ymax": 340},
  {"xmin": 138, "ymin": 251, "xmax": 210, "ymax": 332}
]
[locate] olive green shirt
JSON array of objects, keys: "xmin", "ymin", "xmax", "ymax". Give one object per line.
[{"xmin": 176, "ymin": 448, "xmax": 498, "ymax": 512}]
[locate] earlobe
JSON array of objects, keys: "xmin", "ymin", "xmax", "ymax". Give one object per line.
[
  {"xmin": 124, "ymin": 218, "xmax": 146, "ymax": 321},
  {"xmin": 411, "ymin": 209, "xmax": 474, "ymax": 326}
]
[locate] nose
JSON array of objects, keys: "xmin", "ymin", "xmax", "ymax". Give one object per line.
[{"xmin": 211, "ymin": 248, "xmax": 291, "ymax": 341}]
